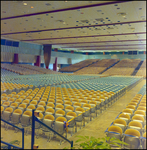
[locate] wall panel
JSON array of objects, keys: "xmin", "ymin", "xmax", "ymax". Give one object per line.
[
  {"xmin": 19, "ymin": 54, "xmax": 36, "ymax": 63},
  {"xmin": 1, "ymin": 52, "xmax": 14, "ymax": 62}
]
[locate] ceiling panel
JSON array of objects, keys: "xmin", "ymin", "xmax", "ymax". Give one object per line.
[{"xmin": 1, "ymin": 1, "xmax": 146, "ymax": 52}]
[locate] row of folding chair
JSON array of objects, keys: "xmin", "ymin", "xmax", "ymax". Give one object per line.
[
  {"xmin": 105, "ymin": 93, "xmax": 146, "ymax": 149},
  {"xmin": 1, "ymin": 106, "xmax": 87, "ymax": 142}
]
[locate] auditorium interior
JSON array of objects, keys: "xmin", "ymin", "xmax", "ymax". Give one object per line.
[{"xmin": 1, "ymin": 1, "xmax": 146, "ymax": 149}]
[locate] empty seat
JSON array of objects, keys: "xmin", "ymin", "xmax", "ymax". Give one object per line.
[
  {"xmin": 55, "ymin": 110, "xmax": 65, "ymax": 119},
  {"xmin": 122, "ymin": 109, "xmax": 132, "ymax": 117},
  {"xmin": 128, "ymin": 102, "xmax": 137, "ymax": 108},
  {"xmin": 142, "ymin": 132, "xmax": 146, "ymax": 149},
  {"xmin": 26, "ymin": 105, "xmax": 35, "ymax": 111},
  {"xmin": 38, "ymin": 101, "xmax": 46, "ymax": 107},
  {"xmin": 128, "ymin": 121, "xmax": 142, "ymax": 133},
  {"xmin": 42, "ymin": 115, "xmax": 55, "ymax": 142},
  {"xmin": 30, "ymin": 101, "xmax": 37, "ymax": 107},
  {"xmin": 48, "ymin": 99, "xmax": 55, "ymax": 104},
  {"xmin": 54, "ymin": 117, "xmax": 67, "ymax": 143},
  {"xmin": 107, "ymin": 125, "xmax": 122, "ymax": 143},
  {"xmin": 1, "ymin": 106, "xmax": 4, "ymax": 114},
  {"xmin": 2, "ymin": 107, "xmax": 13, "ymax": 130},
  {"xmin": 80, "ymin": 100, "xmax": 88, "ymax": 107},
  {"xmin": 46, "ymin": 103, "xmax": 55, "ymax": 109},
  {"xmin": 64, "ymin": 101, "xmax": 72, "ymax": 107},
  {"xmin": 10, "ymin": 102, "xmax": 18, "ymax": 110},
  {"xmin": 3, "ymin": 102, "xmax": 10, "ymax": 110},
  {"xmin": 45, "ymin": 108, "xmax": 54, "ymax": 115},
  {"xmin": 113, "ymin": 119, "xmax": 126, "ymax": 132},
  {"xmin": 118, "ymin": 113, "xmax": 130, "ymax": 124},
  {"xmin": 66, "ymin": 112, "xmax": 77, "ymax": 136},
  {"xmin": 22, "ymin": 100, "xmax": 30, "ymax": 107},
  {"xmin": 126, "ymin": 105, "xmax": 136, "ymax": 112},
  {"xmin": 18, "ymin": 104, "xmax": 26, "ymax": 112},
  {"xmin": 65, "ymin": 106, "xmax": 74, "ymax": 115},
  {"xmin": 137, "ymin": 106, "xmax": 146, "ymax": 112},
  {"xmin": 36, "ymin": 107, "xmax": 45, "ymax": 113},
  {"xmin": 56, "ymin": 100, "xmax": 64, "ymax": 105},
  {"xmin": 134, "ymin": 110, "xmax": 146, "ymax": 119},
  {"xmin": 34, "ymin": 111, "xmax": 43, "ymax": 138},
  {"xmin": 124, "ymin": 129, "xmax": 140, "ymax": 149},
  {"xmin": 8, "ymin": 98, "xmax": 15, "ymax": 104},
  {"xmin": 40, "ymin": 98, "xmax": 47, "ymax": 103},
  {"xmin": 19, "ymin": 96, "xmax": 26, "ymax": 100},
  {"xmin": 15, "ymin": 99, "xmax": 22, "ymax": 105},
  {"xmin": 132, "ymin": 115, "xmax": 144, "ymax": 126},
  {"xmin": 55, "ymin": 104, "xmax": 64, "ymax": 111},
  {"xmin": 75, "ymin": 108, "xmax": 85, "ymax": 129},
  {"xmin": 83, "ymin": 104, "xmax": 91, "ymax": 122},
  {"xmin": 21, "ymin": 110, "xmax": 32, "ymax": 135},
  {"xmin": 71, "ymin": 99, "xmax": 79, "ymax": 104},
  {"xmin": 2, "ymin": 97, "xmax": 8, "ymax": 103},
  {"xmin": 73, "ymin": 102, "xmax": 81, "ymax": 111},
  {"xmin": 13, "ymin": 95, "xmax": 20, "ymax": 99},
  {"xmin": 89, "ymin": 101, "xmax": 97, "ymax": 118},
  {"xmin": 33, "ymin": 97, "xmax": 40, "ymax": 102},
  {"xmin": 11, "ymin": 109, "xmax": 22, "ymax": 132}
]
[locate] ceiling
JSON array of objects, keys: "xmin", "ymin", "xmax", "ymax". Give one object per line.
[{"xmin": 1, "ymin": 1, "xmax": 146, "ymax": 52}]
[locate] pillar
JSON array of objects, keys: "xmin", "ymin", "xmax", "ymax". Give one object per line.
[
  {"xmin": 13, "ymin": 53, "xmax": 18, "ymax": 64},
  {"xmin": 43, "ymin": 44, "xmax": 52, "ymax": 69},
  {"xmin": 34, "ymin": 55, "xmax": 40, "ymax": 67},
  {"xmin": 53, "ymin": 57, "xmax": 57, "ymax": 71}
]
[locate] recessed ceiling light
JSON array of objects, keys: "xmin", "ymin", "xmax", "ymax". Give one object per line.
[{"xmin": 23, "ymin": 3, "xmax": 27, "ymax": 6}]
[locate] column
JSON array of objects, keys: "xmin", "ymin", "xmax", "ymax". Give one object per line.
[
  {"xmin": 34, "ymin": 55, "xmax": 40, "ymax": 67},
  {"xmin": 43, "ymin": 44, "xmax": 52, "ymax": 69},
  {"xmin": 13, "ymin": 53, "xmax": 19, "ymax": 64},
  {"xmin": 53, "ymin": 57, "xmax": 57, "ymax": 71}
]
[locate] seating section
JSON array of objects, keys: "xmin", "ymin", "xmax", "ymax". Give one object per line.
[
  {"xmin": 1, "ymin": 75, "xmax": 143, "ymax": 141},
  {"xmin": 74, "ymin": 59, "xmax": 119, "ymax": 74},
  {"xmin": 105, "ymin": 84, "xmax": 146, "ymax": 149},
  {"xmin": 15, "ymin": 64, "xmax": 60, "ymax": 74},
  {"xmin": 1, "ymin": 68, "xmax": 19, "ymax": 77},
  {"xmin": 59, "ymin": 59, "xmax": 99, "ymax": 72},
  {"xmin": 1, "ymin": 63, "xmax": 60, "ymax": 75},
  {"xmin": 1, "ymin": 74, "xmax": 141, "ymax": 93},
  {"xmin": 136, "ymin": 59, "xmax": 146, "ymax": 77},
  {"xmin": 1, "ymin": 84, "xmax": 122, "ymax": 139},
  {"xmin": 102, "ymin": 59, "xmax": 142, "ymax": 76}
]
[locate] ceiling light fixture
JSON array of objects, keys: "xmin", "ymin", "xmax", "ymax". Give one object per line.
[
  {"xmin": 31, "ymin": 6, "xmax": 34, "ymax": 8},
  {"xmin": 23, "ymin": 2, "xmax": 27, "ymax": 5},
  {"xmin": 117, "ymin": 12, "xmax": 127, "ymax": 17}
]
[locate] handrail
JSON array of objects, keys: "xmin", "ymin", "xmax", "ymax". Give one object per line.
[
  {"xmin": 1, "ymin": 118, "xmax": 24, "ymax": 149},
  {"xmin": 31, "ymin": 109, "xmax": 73, "ymax": 149},
  {"xmin": 1, "ymin": 140, "xmax": 23, "ymax": 149}
]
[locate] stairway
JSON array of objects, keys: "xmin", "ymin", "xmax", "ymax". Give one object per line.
[
  {"xmin": 99, "ymin": 60, "xmax": 120, "ymax": 74},
  {"xmin": 131, "ymin": 60, "xmax": 144, "ymax": 76}
]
